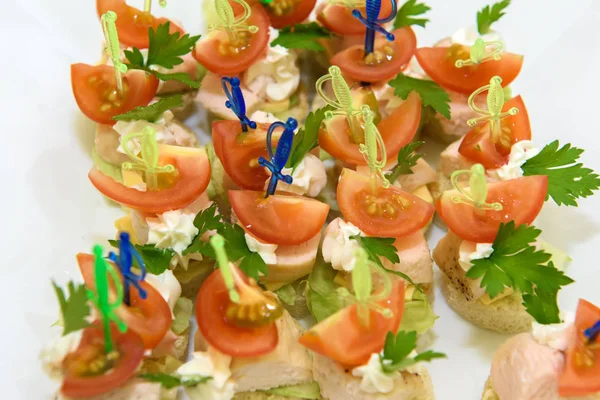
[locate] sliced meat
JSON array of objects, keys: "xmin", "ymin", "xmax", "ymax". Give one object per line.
[
  {"xmin": 261, "ymin": 232, "xmax": 322, "ymax": 284},
  {"xmin": 157, "ymin": 53, "xmax": 199, "ymax": 95},
  {"xmin": 438, "ymin": 139, "xmax": 473, "ymax": 177},
  {"xmin": 397, "ymin": 158, "xmax": 437, "ymax": 193},
  {"xmin": 382, "ymin": 230, "xmax": 433, "ymax": 285},
  {"xmin": 95, "ymin": 124, "xmax": 130, "ymax": 165}
]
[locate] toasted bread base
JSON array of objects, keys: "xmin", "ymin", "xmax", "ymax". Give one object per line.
[
  {"xmin": 234, "ymin": 392, "xmax": 315, "ymax": 400},
  {"xmin": 481, "ymin": 376, "xmax": 600, "ymax": 400}
]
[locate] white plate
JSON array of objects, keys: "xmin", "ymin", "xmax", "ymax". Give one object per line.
[{"xmin": 3, "ymin": 0, "xmax": 600, "ymax": 398}]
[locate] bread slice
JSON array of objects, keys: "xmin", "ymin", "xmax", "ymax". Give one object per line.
[
  {"xmin": 481, "ymin": 376, "xmax": 600, "ymax": 400},
  {"xmin": 234, "ymin": 392, "xmax": 317, "ymax": 400}
]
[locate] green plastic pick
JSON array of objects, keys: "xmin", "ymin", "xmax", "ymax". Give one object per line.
[
  {"xmin": 101, "ymin": 11, "xmax": 128, "ymax": 96},
  {"xmin": 455, "ymin": 38, "xmax": 504, "ymax": 68},
  {"xmin": 210, "ymin": 0, "xmax": 258, "ymax": 43},
  {"xmin": 121, "ymin": 126, "xmax": 175, "ymax": 191},
  {"xmin": 358, "ymin": 105, "xmax": 390, "ymax": 192},
  {"xmin": 144, "ymin": 0, "xmax": 167, "ymax": 14},
  {"xmin": 210, "ymin": 234, "xmax": 240, "ymax": 303},
  {"xmin": 87, "ymin": 245, "xmax": 127, "ymax": 354},
  {"xmin": 450, "ymin": 164, "xmax": 503, "ymax": 211},
  {"xmin": 327, "ymin": 0, "xmax": 365, "ymax": 8},
  {"xmin": 466, "ymin": 76, "xmax": 519, "ymax": 147}
]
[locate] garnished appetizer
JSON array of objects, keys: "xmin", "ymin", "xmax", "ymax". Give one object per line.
[{"xmin": 482, "ymin": 299, "xmax": 600, "ymax": 400}]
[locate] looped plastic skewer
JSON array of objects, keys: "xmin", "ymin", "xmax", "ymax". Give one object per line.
[
  {"xmin": 101, "ymin": 11, "xmax": 128, "ymax": 96},
  {"xmin": 455, "ymin": 39, "xmax": 504, "ymax": 68},
  {"xmin": 585, "ymin": 320, "xmax": 600, "ymax": 344},
  {"xmin": 222, "ymin": 77, "xmax": 257, "ymax": 132},
  {"xmin": 210, "ymin": 0, "xmax": 258, "ymax": 44},
  {"xmin": 358, "ymin": 105, "xmax": 389, "ymax": 191},
  {"xmin": 258, "ymin": 118, "xmax": 297, "ymax": 197},
  {"xmin": 352, "ymin": 0, "xmax": 397, "ymax": 55},
  {"xmin": 144, "ymin": 0, "xmax": 167, "ymax": 14},
  {"xmin": 327, "ymin": 0, "xmax": 365, "ymax": 7},
  {"xmin": 450, "ymin": 164, "xmax": 503, "ymax": 211},
  {"xmin": 108, "ymin": 232, "xmax": 147, "ymax": 307},
  {"xmin": 211, "ymin": 234, "xmax": 240, "ymax": 303}
]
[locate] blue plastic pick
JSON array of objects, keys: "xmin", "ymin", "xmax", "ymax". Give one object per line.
[
  {"xmin": 222, "ymin": 77, "xmax": 257, "ymax": 132},
  {"xmin": 258, "ymin": 118, "xmax": 297, "ymax": 197},
  {"xmin": 352, "ymin": 0, "xmax": 397, "ymax": 55},
  {"xmin": 108, "ymin": 232, "xmax": 147, "ymax": 307},
  {"xmin": 585, "ymin": 319, "xmax": 600, "ymax": 344}
]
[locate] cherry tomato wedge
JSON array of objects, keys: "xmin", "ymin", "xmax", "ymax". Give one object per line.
[
  {"xmin": 558, "ymin": 299, "xmax": 600, "ymax": 397},
  {"xmin": 212, "ymin": 121, "xmax": 280, "ymax": 191},
  {"xmin": 299, "ymin": 279, "xmax": 405, "ymax": 367},
  {"xmin": 77, "ymin": 253, "xmax": 172, "ymax": 350},
  {"xmin": 61, "ymin": 323, "xmax": 144, "ymax": 398},
  {"xmin": 437, "ymin": 175, "xmax": 548, "ymax": 243},
  {"xmin": 193, "ymin": 3, "xmax": 270, "ymax": 75},
  {"xmin": 317, "ymin": 1, "xmax": 395, "ymax": 36},
  {"xmin": 71, "ymin": 64, "xmax": 158, "ymax": 125},
  {"xmin": 337, "ymin": 168, "xmax": 434, "ymax": 237},
  {"xmin": 196, "ymin": 269, "xmax": 278, "ymax": 357},
  {"xmin": 318, "ymin": 92, "xmax": 421, "ymax": 165},
  {"xmin": 229, "ymin": 190, "xmax": 330, "ymax": 246},
  {"xmin": 332, "ymin": 27, "xmax": 416, "ymax": 83},
  {"xmin": 97, "ymin": 0, "xmax": 184, "ymax": 48},
  {"xmin": 260, "ymin": 0, "xmax": 317, "ymax": 28},
  {"xmin": 415, "ymin": 46, "xmax": 524, "ymax": 95},
  {"xmin": 89, "ymin": 144, "xmax": 211, "ymax": 214}
]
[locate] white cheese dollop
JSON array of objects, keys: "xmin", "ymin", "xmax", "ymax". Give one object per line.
[
  {"xmin": 532, "ymin": 312, "xmax": 575, "ymax": 351},
  {"xmin": 458, "ymin": 241, "xmax": 494, "ymax": 272},
  {"xmin": 171, "ymin": 252, "xmax": 205, "ymax": 270},
  {"xmin": 178, "ymin": 348, "xmax": 235, "ymax": 400},
  {"xmin": 145, "ymin": 270, "xmax": 182, "ymax": 313},
  {"xmin": 249, "ymin": 110, "xmax": 279, "ymax": 124},
  {"xmin": 352, "ymin": 353, "xmax": 399, "ymax": 394},
  {"xmin": 268, "ymin": 154, "xmax": 327, "ymax": 197},
  {"xmin": 322, "ymin": 219, "xmax": 364, "ymax": 271},
  {"xmin": 40, "ymin": 330, "xmax": 83, "ymax": 380},
  {"xmin": 451, "ymin": 26, "xmax": 503, "ymax": 47},
  {"xmin": 244, "ymin": 233, "xmax": 278, "ymax": 265},
  {"xmin": 146, "ymin": 210, "xmax": 199, "ymax": 256},
  {"xmin": 490, "ymin": 140, "xmax": 540, "ymax": 181}
]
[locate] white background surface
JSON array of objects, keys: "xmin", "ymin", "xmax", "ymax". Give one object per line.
[{"xmin": 1, "ymin": 0, "xmax": 600, "ymax": 399}]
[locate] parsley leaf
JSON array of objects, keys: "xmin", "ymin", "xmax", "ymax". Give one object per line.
[
  {"xmin": 477, "ymin": 0, "xmax": 511, "ymax": 35},
  {"xmin": 351, "ymin": 235, "xmax": 400, "ymax": 267},
  {"xmin": 151, "ymin": 70, "xmax": 201, "ymax": 89},
  {"xmin": 183, "ymin": 204, "xmax": 224, "ymax": 257},
  {"xmin": 386, "ymin": 141, "xmax": 424, "ymax": 183},
  {"xmin": 109, "ymin": 240, "xmax": 175, "ymax": 275},
  {"xmin": 287, "ymin": 105, "xmax": 332, "ymax": 170},
  {"xmin": 388, "ymin": 73, "xmax": 451, "ymax": 120},
  {"xmin": 139, "ymin": 373, "xmax": 212, "ymax": 389},
  {"xmin": 521, "ymin": 141, "xmax": 600, "ymax": 207},
  {"xmin": 394, "ymin": 0, "xmax": 431, "ymax": 29},
  {"xmin": 380, "ymin": 331, "xmax": 446, "ymax": 373},
  {"xmin": 271, "ymin": 23, "xmax": 333, "ymax": 51},
  {"xmin": 239, "ymin": 252, "xmax": 269, "ymax": 280},
  {"xmin": 112, "ymin": 95, "xmax": 183, "ymax": 122},
  {"xmin": 52, "ymin": 281, "xmax": 90, "ymax": 336}
]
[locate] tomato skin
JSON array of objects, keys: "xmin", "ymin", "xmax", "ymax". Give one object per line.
[
  {"xmin": 262, "ymin": 0, "xmax": 317, "ymax": 28},
  {"xmin": 71, "ymin": 64, "xmax": 159, "ymax": 125},
  {"xmin": 415, "ymin": 47, "xmax": 524, "ymax": 95},
  {"xmin": 229, "ymin": 190, "xmax": 330, "ymax": 246},
  {"xmin": 332, "ymin": 27, "xmax": 417, "ymax": 83},
  {"xmin": 558, "ymin": 299, "xmax": 600, "ymax": 397},
  {"xmin": 317, "ymin": 1, "xmax": 395, "ymax": 36},
  {"xmin": 437, "ymin": 175, "xmax": 548, "ymax": 243},
  {"xmin": 77, "ymin": 253, "xmax": 172, "ymax": 350},
  {"xmin": 318, "ymin": 92, "xmax": 421, "ymax": 165},
  {"xmin": 459, "ymin": 96, "xmax": 531, "ymax": 169},
  {"xmin": 196, "ymin": 269, "xmax": 278, "ymax": 357},
  {"xmin": 337, "ymin": 169, "xmax": 434, "ymax": 237},
  {"xmin": 299, "ymin": 279, "xmax": 405, "ymax": 367},
  {"xmin": 61, "ymin": 323, "xmax": 144, "ymax": 398}
]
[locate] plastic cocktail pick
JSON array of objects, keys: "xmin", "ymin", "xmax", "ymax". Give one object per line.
[
  {"xmin": 210, "ymin": 0, "xmax": 258, "ymax": 44},
  {"xmin": 108, "ymin": 232, "xmax": 147, "ymax": 307},
  {"xmin": 258, "ymin": 118, "xmax": 297, "ymax": 197},
  {"xmin": 358, "ymin": 104, "xmax": 389, "ymax": 194},
  {"xmin": 121, "ymin": 126, "xmax": 176, "ymax": 191},
  {"xmin": 585, "ymin": 320, "xmax": 600, "ymax": 344},
  {"xmin": 466, "ymin": 76, "xmax": 519, "ymax": 147},
  {"xmin": 327, "ymin": 0, "xmax": 366, "ymax": 7},
  {"xmin": 222, "ymin": 77, "xmax": 257, "ymax": 132},
  {"xmin": 144, "ymin": 0, "xmax": 167, "ymax": 14},
  {"xmin": 455, "ymin": 38, "xmax": 504, "ymax": 68},
  {"xmin": 88, "ymin": 245, "xmax": 127, "ymax": 354},
  {"xmin": 450, "ymin": 164, "xmax": 503, "ymax": 211},
  {"xmin": 210, "ymin": 234, "xmax": 241, "ymax": 303},
  {"xmin": 352, "ymin": 0, "xmax": 397, "ymax": 55},
  {"xmin": 101, "ymin": 11, "xmax": 128, "ymax": 96}
]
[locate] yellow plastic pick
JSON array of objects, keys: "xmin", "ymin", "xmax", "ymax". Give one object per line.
[
  {"xmin": 466, "ymin": 76, "xmax": 519, "ymax": 146},
  {"xmin": 210, "ymin": 234, "xmax": 241, "ymax": 304},
  {"xmin": 450, "ymin": 164, "xmax": 503, "ymax": 211},
  {"xmin": 358, "ymin": 105, "xmax": 389, "ymax": 194},
  {"xmin": 101, "ymin": 11, "xmax": 128, "ymax": 96},
  {"xmin": 121, "ymin": 126, "xmax": 175, "ymax": 191},
  {"xmin": 210, "ymin": 0, "xmax": 258, "ymax": 44},
  {"xmin": 327, "ymin": 0, "xmax": 366, "ymax": 8},
  {"xmin": 144, "ymin": 0, "xmax": 167, "ymax": 14},
  {"xmin": 455, "ymin": 38, "xmax": 504, "ymax": 68}
]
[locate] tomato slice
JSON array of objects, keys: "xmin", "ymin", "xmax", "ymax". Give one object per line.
[
  {"xmin": 193, "ymin": 3, "xmax": 270, "ymax": 75},
  {"xmin": 437, "ymin": 175, "xmax": 548, "ymax": 243},
  {"xmin": 212, "ymin": 121, "xmax": 280, "ymax": 191},
  {"xmin": 261, "ymin": 0, "xmax": 317, "ymax": 28},
  {"xmin": 415, "ymin": 46, "xmax": 524, "ymax": 95},
  {"xmin": 318, "ymin": 92, "xmax": 421, "ymax": 165},
  {"xmin": 89, "ymin": 144, "xmax": 211, "ymax": 214},
  {"xmin": 300, "ymin": 279, "xmax": 404, "ymax": 367},
  {"xmin": 97, "ymin": 0, "xmax": 184, "ymax": 48},
  {"xmin": 61, "ymin": 323, "xmax": 144, "ymax": 398},
  {"xmin": 229, "ymin": 190, "xmax": 330, "ymax": 246},
  {"xmin": 317, "ymin": 1, "xmax": 395, "ymax": 36},
  {"xmin": 71, "ymin": 64, "xmax": 158, "ymax": 125},
  {"xmin": 558, "ymin": 299, "xmax": 600, "ymax": 397},
  {"xmin": 196, "ymin": 269, "xmax": 278, "ymax": 357},
  {"xmin": 331, "ymin": 27, "xmax": 417, "ymax": 83},
  {"xmin": 337, "ymin": 169, "xmax": 434, "ymax": 237},
  {"xmin": 458, "ymin": 96, "xmax": 531, "ymax": 169}
]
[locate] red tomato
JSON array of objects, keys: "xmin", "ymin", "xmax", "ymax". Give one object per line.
[
  {"xmin": 331, "ymin": 27, "xmax": 417, "ymax": 83},
  {"xmin": 415, "ymin": 46, "xmax": 524, "ymax": 95},
  {"xmin": 317, "ymin": 1, "xmax": 395, "ymax": 35},
  {"xmin": 77, "ymin": 253, "xmax": 172, "ymax": 350},
  {"xmin": 61, "ymin": 323, "xmax": 144, "ymax": 398},
  {"xmin": 212, "ymin": 121, "xmax": 279, "ymax": 191},
  {"xmin": 337, "ymin": 169, "xmax": 434, "ymax": 237},
  {"xmin": 193, "ymin": 3, "xmax": 270, "ymax": 75},
  {"xmin": 229, "ymin": 190, "xmax": 330, "ymax": 246},
  {"xmin": 97, "ymin": 0, "xmax": 184, "ymax": 48},
  {"xmin": 89, "ymin": 144, "xmax": 211, "ymax": 214},
  {"xmin": 459, "ymin": 96, "xmax": 532, "ymax": 169},
  {"xmin": 559, "ymin": 299, "xmax": 600, "ymax": 397},
  {"xmin": 318, "ymin": 92, "xmax": 421, "ymax": 165},
  {"xmin": 71, "ymin": 64, "xmax": 158, "ymax": 125},
  {"xmin": 299, "ymin": 279, "xmax": 405, "ymax": 367},
  {"xmin": 437, "ymin": 175, "xmax": 548, "ymax": 243},
  {"xmin": 196, "ymin": 269, "xmax": 278, "ymax": 357},
  {"xmin": 261, "ymin": 0, "xmax": 317, "ymax": 28}
]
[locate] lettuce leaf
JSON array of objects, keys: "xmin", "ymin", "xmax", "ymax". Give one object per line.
[
  {"xmin": 171, "ymin": 297, "xmax": 193, "ymax": 335},
  {"xmin": 398, "ymin": 289, "xmax": 438, "ymax": 335},
  {"xmin": 172, "ymin": 258, "xmax": 214, "ymax": 284},
  {"xmin": 305, "ymin": 254, "xmax": 348, "ymax": 322},
  {"xmin": 262, "ymin": 382, "xmax": 321, "ymax": 399},
  {"xmin": 91, "ymin": 148, "xmax": 123, "ymax": 183},
  {"xmin": 538, "ymin": 240, "xmax": 572, "ymax": 271},
  {"xmin": 275, "ymin": 284, "xmax": 296, "ymax": 306}
]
